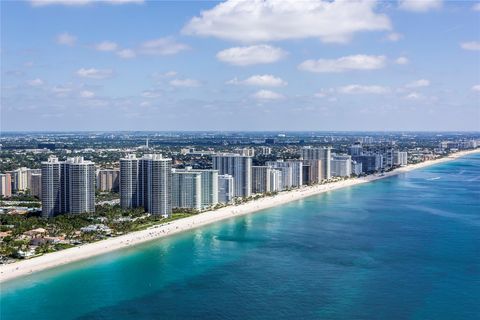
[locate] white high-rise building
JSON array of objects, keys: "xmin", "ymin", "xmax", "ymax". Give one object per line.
[
  {"xmin": 300, "ymin": 147, "xmax": 331, "ymax": 180},
  {"xmin": 212, "ymin": 153, "xmax": 252, "ymax": 198},
  {"xmin": 252, "ymin": 166, "xmax": 271, "ymax": 194},
  {"xmin": 331, "ymin": 155, "xmax": 352, "ymax": 178},
  {"xmin": 120, "ymin": 154, "xmax": 172, "ymax": 217},
  {"xmin": 265, "ymin": 160, "xmax": 303, "ymax": 188},
  {"xmin": 41, "ymin": 156, "xmax": 96, "ymax": 217},
  {"xmin": 218, "ymin": 174, "xmax": 234, "ymax": 204},
  {"xmin": 394, "ymin": 151, "xmax": 408, "ymax": 167},
  {"xmin": 172, "ymin": 167, "xmax": 218, "ymax": 209},
  {"xmin": 172, "ymin": 169, "xmax": 202, "ymax": 210}
]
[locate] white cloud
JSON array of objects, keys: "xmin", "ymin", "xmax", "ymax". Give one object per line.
[
  {"xmin": 253, "ymin": 89, "xmax": 284, "ymax": 100},
  {"xmin": 169, "ymin": 78, "xmax": 200, "ymax": 87},
  {"xmin": 298, "ymin": 55, "xmax": 386, "ymax": 73},
  {"xmin": 386, "ymin": 32, "xmax": 403, "ymax": 42},
  {"xmin": 116, "ymin": 49, "xmax": 136, "ymax": 59},
  {"xmin": 56, "ymin": 32, "xmax": 76, "ymax": 46},
  {"xmin": 139, "ymin": 37, "xmax": 189, "ymax": 55},
  {"xmin": 474, "ymin": 3, "xmax": 480, "ymax": 11},
  {"xmin": 31, "ymin": 0, "xmax": 143, "ymax": 7},
  {"xmin": 217, "ymin": 45, "xmax": 287, "ymax": 66},
  {"xmin": 152, "ymin": 71, "xmax": 177, "ymax": 79},
  {"xmin": 406, "ymin": 79, "xmax": 430, "ymax": 88},
  {"xmin": 338, "ymin": 85, "xmax": 390, "ymax": 94},
  {"xmin": 27, "ymin": 78, "xmax": 44, "ymax": 86},
  {"xmin": 405, "ymin": 92, "xmax": 422, "ymax": 100},
  {"xmin": 472, "ymin": 85, "xmax": 480, "ymax": 92},
  {"xmin": 51, "ymin": 85, "xmax": 72, "ymax": 97},
  {"xmin": 395, "ymin": 57, "xmax": 409, "ymax": 65},
  {"xmin": 398, "ymin": 0, "xmax": 442, "ymax": 12},
  {"xmin": 460, "ymin": 41, "xmax": 480, "ymax": 51},
  {"xmin": 80, "ymin": 90, "xmax": 95, "ymax": 98},
  {"xmin": 95, "ymin": 41, "xmax": 118, "ymax": 52},
  {"xmin": 76, "ymin": 68, "xmax": 113, "ymax": 79},
  {"xmin": 183, "ymin": 0, "xmax": 390, "ymax": 43},
  {"xmin": 141, "ymin": 90, "xmax": 162, "ymax": 98},
  {"xmin": 227, "ymin": 74, "xmax": 287, "ymax": 87}
]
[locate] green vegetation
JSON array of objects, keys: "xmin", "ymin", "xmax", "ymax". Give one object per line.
[{"xmin": 0, "ymin": 205, "xmax": 196, "ymax": 262}]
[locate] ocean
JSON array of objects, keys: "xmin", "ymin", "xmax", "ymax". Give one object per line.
[{"xmin": 1, "ymin": 154, "xmax": 479, "ymax": 320}]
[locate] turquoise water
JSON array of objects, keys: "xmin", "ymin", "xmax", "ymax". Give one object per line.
[{"xmin": 1, "ymin": 154, "xmax": 479, "ymax": 320}]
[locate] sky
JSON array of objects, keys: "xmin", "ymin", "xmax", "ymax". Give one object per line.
[{"xmin": 1, "ymin": 0, "xmax": 479, "ymax": 132}]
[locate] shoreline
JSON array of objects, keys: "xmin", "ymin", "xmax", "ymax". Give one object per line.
[{"xmin": 1, "ymin": 149, "xmax": 479, "ymax": 283}]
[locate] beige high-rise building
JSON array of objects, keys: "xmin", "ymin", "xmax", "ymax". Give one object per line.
[
  {"xmin": 0, "ymin": 173, "xmax": 12, "ymax": 198},
  {"xmin": 97, "ymin": 169, "xmax": 120, "ymax": 192}
]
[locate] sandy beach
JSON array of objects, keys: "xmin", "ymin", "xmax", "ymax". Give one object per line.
[{"xmin": 1, "ymin": 149, "xmax": 478, "ymax": 283}]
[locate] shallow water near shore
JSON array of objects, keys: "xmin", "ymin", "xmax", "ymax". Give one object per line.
[{"xmin": 1, "ymin": 154, "xmax": 479, "ymax": 320}]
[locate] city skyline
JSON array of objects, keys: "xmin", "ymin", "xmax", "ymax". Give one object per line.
[{"xmin": 2, "ymin": 0, "xmax": 480, "ymax": 132}]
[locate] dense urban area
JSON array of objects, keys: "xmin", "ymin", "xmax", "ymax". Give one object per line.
[{"xmin": 1, "ymin": 131, "xmax": 479, "ymax": 264}]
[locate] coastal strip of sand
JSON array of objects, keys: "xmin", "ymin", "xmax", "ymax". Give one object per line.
[{"xmin": 1, "ymin": 149, "xmax": 478, "ymax": 283}]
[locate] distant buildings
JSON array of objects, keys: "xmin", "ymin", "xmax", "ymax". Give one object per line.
[
  {"xmin": 41, "ymin": 156, "xmax": 96, "ymax": 218},
  {"xmin": 348, "ymin": 144, "xmax": 363, "ymax": 156},
  {"xmin": 212, "ymin": 153, "xmax": 252, "ymax": 198},
  {"xmin": 96, "ymin": 169, "xmax": 120, "ymax": 192},
  {"xmin": 218, "ymin": 174, "xmax": 234, "ymax": 204},
  {"xmin": 258, "ymin": 146, "xmax": 272, "ymax": 155},
  {"xmin": 300, "ymin": 146, "xmax": 331, "ymax": 180},
  {"xmin": 120, "ymin": 154, "xmax": 172, "ymax": 217}
]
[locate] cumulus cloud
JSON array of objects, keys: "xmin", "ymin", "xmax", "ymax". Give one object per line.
[
  {"xmin": 183, "ymin": 0, "xmax": 390, "ymax": 43},
  {"xmin": 227, "ymin": 74, "xmax": 287, "ymax": 87},
  {"xmin": 405, "ymin": 92, "xmax": 422, "ymax": 100},
  {"xmin": 386, "ymin": 32, "xmax": 403, "ymax": 42},
  {"xmin": 406, "ymin": 79, "xmax": 430, "ymax": 88},
  {"xmin": 395, "ymin": 57, "xmax": 409, "ymax": 65},
  {"xmin": 116, "ymin": 49, "xmax": 136, "ymax": 59},
  {"xmin": 31, "ymin": 0, "xmax": 143, "ymax": 7},
  {"xmin": 80, "ymin": 90, "xmax": 95, "ymax": 98},
  {"xmin": 94, "ymin": 41, "xmax": 118, "ymax": 52},
  {"xmin": 139, "ymin": 37, "xmax": 189, "ymax": 55},
  {"xmin": 338, "ymin": 84, "xmax": 390, "ymax": 94},
  {"xmin": 398, "ymin": 0, "xmax": 442, "ymax": 12},
  {"xmin": 217, "ymin": 45, "xmax": 287, "ymax": 66},
  {"xmin": 27, "ymin": 78, "xmax": 44, "ymax": 86},
  {"xmin": 298, "ymin": 55, "xmax": 386, "ymax": 73},
  {"xmin": 56, "ymin": 32, "xmax": 76, "ymax": 46},
  {"xmin": 472, "ymin": 85, "xmax": 480, "ymax": 92},
  {"xmin": 253, "ymin": 89, "xmax": 284, "ymax": 100},
  {"xmin": 169, "ymin": 78, "xmax": 200, "ymax": 87},
  {"xmin": 76, "ymin": 68, "xmax": 113, "ymax": 79},
  {"xmin": 460, "ymin": 41, "xmax": 480, "ymax": 51}
]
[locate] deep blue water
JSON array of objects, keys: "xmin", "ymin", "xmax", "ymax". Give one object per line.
[{"xmin": 1, "ymin": 154, "xmax": 479, "ymax": 320}]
